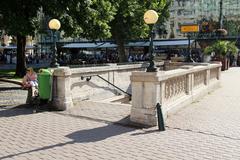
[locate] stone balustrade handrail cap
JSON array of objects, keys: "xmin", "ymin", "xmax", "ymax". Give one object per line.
[
  {"xmin": 53, "ymin": 67, "xmax": 72, "ymax": 76},
  {"xmin": 70, "ymin": 63, "xmax": 148, "ymax": 75},
  {"xmin": 131, "ymin": 63, "xmax": 221, "ymax": 82}
]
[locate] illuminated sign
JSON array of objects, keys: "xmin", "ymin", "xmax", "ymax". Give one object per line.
[{"xmin": 180, "ymin": 25, "xmax": 199, "ymax": 33}]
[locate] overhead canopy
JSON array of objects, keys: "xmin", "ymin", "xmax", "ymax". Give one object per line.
[
  {"xmin": 154, "ymin": 40, "xmax": 194, "ymax": 46},
  {"xmin": 127, "ymin": 41, "xmax": 148, "ymax": 47},
  {"xmin": 97, "ymin": 42, "xmax": 117, "ymax": 48},
  {"xmin": 127, "ymin": 40, "xmax": 194, "ymax": 47},
  {"xmin": 62, "ymin": 39, "xmax": 194, "ymax": 49},
  {"xmin": 62, "ymin": 42, "xmax": 117, "ymax": 49},
  {"xmin": 0, "ymin": 45, "xmax": 36, "ymax": 49}
]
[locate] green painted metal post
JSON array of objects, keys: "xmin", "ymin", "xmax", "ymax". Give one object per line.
[{"xmin": 156, "ymin": 103, "xmax": 165, "ymax": 131}]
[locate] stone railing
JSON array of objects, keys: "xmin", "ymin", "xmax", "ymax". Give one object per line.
[
  {"xmin": 51, "ymin": 63, "xmax": 149, "ymax": 110},
  {"xmin": 130, "ymin": 62, "xmax": 222, "ymax": 126}
]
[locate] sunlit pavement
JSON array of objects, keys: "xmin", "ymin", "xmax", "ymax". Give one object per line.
[{"xmin": 1, "ymin": 68, "xmax": 240, "ymax": 160}]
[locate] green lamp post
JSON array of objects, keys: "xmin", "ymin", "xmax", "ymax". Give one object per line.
[
  {"xmin": 48, "ymin": 19, "xmax": 61, "ymax": 68},
  {"xmin": 144, "ymin": 10, "xmax": 159, "ymax": 72}
]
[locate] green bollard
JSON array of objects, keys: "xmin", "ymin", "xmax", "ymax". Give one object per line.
[{"xmin": 156, "ymin": 103, "xmax": 165, "ymax": 131}]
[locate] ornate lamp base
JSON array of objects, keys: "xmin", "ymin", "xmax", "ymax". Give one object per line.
[{"xmin": 146, "ymin": 60, "xmax": 157, "ymax": 72}]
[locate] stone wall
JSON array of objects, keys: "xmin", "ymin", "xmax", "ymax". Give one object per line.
[
  {"xmin": 51, "ymin": 63, "xmax": 148, "ymax": 110},
  {"xmin": 130, "ymin": 62, "xmax": 222, "ymax": 126}
]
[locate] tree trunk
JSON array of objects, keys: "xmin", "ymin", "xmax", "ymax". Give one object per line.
[
  {"xmin": 15, "ymin": 35, "xmax": 27, "ymax": 77},
  {"xmin": 116, "ymin": 38, "xmax": 127, "ymax": 62}
]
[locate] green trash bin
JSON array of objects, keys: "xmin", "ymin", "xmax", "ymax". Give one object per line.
[{"xmin": 38, "ymin": 69, "xmax": 52, "ymax": 100}]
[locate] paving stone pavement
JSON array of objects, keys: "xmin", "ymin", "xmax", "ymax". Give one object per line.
[
  {"xmin": 61, "ymin": 101, "xmax": 132, "ymax": 126},
  {"xmin": 0, "ymin": 82, "xmax": 27, "ymax": 107},
  {"xmin": 1, "ymin": 68, "xmax": 240, "ymax": 160},
  {"xmin": 166, "ymin": 67, "xmax": 240, "ymax": 139}
]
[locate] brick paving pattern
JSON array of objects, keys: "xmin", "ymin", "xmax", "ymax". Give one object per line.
[
  {"xmin": 0, "ymin": 68, "xmax": 240, "ymax": 159},
  {"xmin": 62, "ymin": 101, "xmax": 131, "ymax": 125},
  {"xmin": 0, "ymin": 82, "xmax": 27, "ymax": 107}
]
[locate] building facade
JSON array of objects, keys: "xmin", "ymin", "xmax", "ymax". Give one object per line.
[{"xmin": 168, "ymin": 0, "xmax": 240, "ymax": 38}]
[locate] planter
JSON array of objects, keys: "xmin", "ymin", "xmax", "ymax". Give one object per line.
[
  {"xmin": 237, "ymin": 55, "xmax": 240, "ymax": 66},
  {"xmin": 227, "ymin": 58, "xmax": 230, "ymax": 69},
  {"xmin": 203, "ymin": 55, "xmax": 211, "ymax": 62},
  {"xmin": 221, "ymin": 57, "xmax": 228, "ymax": 71},
  {"xmin": 213, "ymin": 57, "xmax": 228, "ymax": 71}
]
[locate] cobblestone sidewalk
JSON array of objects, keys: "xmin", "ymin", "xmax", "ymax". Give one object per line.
[
  {"xmin": 0, "ymin": 82, "xmax": 27, "ymax": 108},
  {"xmin": 1, "ymin": 68, "xmax": 240, "ymax": 160}
]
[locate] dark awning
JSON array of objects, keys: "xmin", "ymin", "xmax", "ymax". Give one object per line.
[
  {"xmin": 62, "ymin": 39, "xmax": 194, "ymax": 49},
  {"xmin": 62, "ymin": 42, "xmax": 117, "ymax": 49},
  {"xmin": 0, "ymin": 45, "xmax": 36, "ymax": 49}
]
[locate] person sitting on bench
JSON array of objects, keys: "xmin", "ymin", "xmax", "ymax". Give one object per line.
[{"xmin": 22, "ymin": 67, "xmax": 38, "ymax": 89}]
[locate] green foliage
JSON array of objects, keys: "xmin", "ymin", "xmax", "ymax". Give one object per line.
[
  {"xmin": 0, "ymin": 0, "xmax": 170, "ymax": 43},
  {"xmin": 227, "ymin": 41, "xmax": 238, "ymax": 55},
  {"xmin": 204, "ymin": 40, "xmax": 238, "ymax": 57},
  {"xmin": 108, "ymin": 0, "xmax": 169, "ymax": 61},
  {"xmin": 0, "ymin": 0, "xmax": 42, "ymax": 36},
  {"xmin": 41, "ymin": 0, "xmax": 116, "ymax": 40},
  {"xmin": 224, "ymin": 20, "xmax": 240, "ymax": 36},
  {"xmin": 0, "ymin": 0, "xmax": 170, "ymax": 63},
  {"xmin": 110, "ymin": 0, "xmax": 169, "ymax": 41},
  {"xmin": 204, "ymin": 46, "xmax": 214, "ymax": 55},
  {"xmin": 0, "ymin": 0, "xmax": 116, "ymax": 39},
  {"xmin": 0, "ymin": 69, "xmax": 16, "ymax": 76},
  {"xmin": 155, "ymin": 0, "xmax": 172, "ymax": 36}
]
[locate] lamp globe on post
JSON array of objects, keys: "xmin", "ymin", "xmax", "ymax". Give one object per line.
[
  {"xmin": 144, "ymin": 10, "xmax": 159, "ymax": 72},
  {"xmin": 48, "ymin": 19, "xmax": 61, "ymax": 68}
]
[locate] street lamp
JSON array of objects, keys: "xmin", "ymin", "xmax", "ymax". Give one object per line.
[
  {"xmin": 144, "ymin": 10, "xmax": 159, "ymax": 72},
  {"xmin": 48, "ymin": 19, "xmax": 61, "ymax": 68}
]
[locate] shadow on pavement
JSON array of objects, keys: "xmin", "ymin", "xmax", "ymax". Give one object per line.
[
  {"xmin": 0, "ymin": 104, "xmax": 34, "ymax": 117},
  {"xmin": 0, "ymin": 141, "xmax": 75, "ymax": 160},
  {"xmin": 0, "ymin": 86, "xmax": 22, "ymax": 91},
  {"xmin": 0, "ymin": 103, "xmax": 52, "ymax": 117},
  {"xmin": 66, "ymin": 121, "xmax": 136, "ymax": 143},
  {"xmin": 0, "ymin": 117, "xmax": 137, "ymax": 159}
]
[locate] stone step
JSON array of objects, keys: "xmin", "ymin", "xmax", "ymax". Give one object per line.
[{"xmin": 99, "ymin": 95, "xmax": 130, "ymax": 104}]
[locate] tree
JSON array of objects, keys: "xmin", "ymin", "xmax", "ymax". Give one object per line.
[
  {"xmin": 109, "ymin": 0, "xmax": 170, "ymax": 61},
  {"xmin": 224, "ymin": 20, "xmax": 240, "ymax": 37},
  {"xmin": 0, "ymin": 0, "xmax": 116, "ymax": 77},
  {"xmin": 0, "ymin": 0, "xmax": 42, "ymax": 77},
  {"xmin": 41, "ymin": 0, "xmax": 115, "ymax": 39},
  {"xmin": 48, "ymin": 0, "xmax": 170, "ymax": 62},
  {"xmin": 0, "ymin": 0, "xmax": 170, "ymax": 76}
]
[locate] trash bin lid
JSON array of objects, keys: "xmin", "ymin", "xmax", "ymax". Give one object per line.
[{"xmin": 39, "ymin": 69, "xmax": 52, "ymax": 75}]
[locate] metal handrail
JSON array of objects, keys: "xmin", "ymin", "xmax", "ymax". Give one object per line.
[{"xmin": 80, "ymin": 74, "xmax": 131, "ymax": 97}]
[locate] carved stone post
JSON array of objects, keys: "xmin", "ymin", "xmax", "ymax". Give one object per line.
[
  {"xmin": 211, "ymin": 61, "xmax": 222, "ymax": 80},
  {"xmin": 180, "ymin": 65, "xmax": 193, "ymax": 95},
  {"xmin": 52, "ymin": 67, "xmax": 73, "ymax": 110},
  {"xmin": 217, "ymin": 66, "xmax": 221, "ymax": 80},
  {"xmin": 205, "ymin": 69, "xmax": 210, "ymax": 85},
  {"xmin": 186, "ymin": 73, "xmax": 193, "ymax": 95},
  {"xmin": 130, "ymin": 72, "xmax": 160, "ymax": 126}
]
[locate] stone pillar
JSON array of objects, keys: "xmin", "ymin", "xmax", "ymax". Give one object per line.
[
  {"xmin": 52, "ymin": 67, "xmax": 73, "ymax": 110},
  {"xmin": 205, "ymin": 69, "xmax": 210, "ymax": 85},
  {"xmin": 130, "ymin": 72, "xmax": 160, "ymax": 126},
  {"xmin": 180, "ymin": 65, "xmax": 193, "ymax": 95},
  {"xmin": 211, "ymin": 61, "xmax": 222, "ymax": 80},
  {"xmin": 217, "ymin": 66, "xmax": 221, "ymax": 80},
  {"xmin": 186, "ymin": 73, "xmax": 193, "ymax": 95},
  {"xmin": 205, "ymin": 64, "xmax": 210, "ymax": 85}
]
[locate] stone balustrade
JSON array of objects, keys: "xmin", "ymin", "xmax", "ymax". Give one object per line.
[
  {"xmin": 51, "ymin": 63, "xmax": 149, "ymax": 110},
  {"xmin": 130, "ymin": 62, "xmax": 222, "ymax": 126}
]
